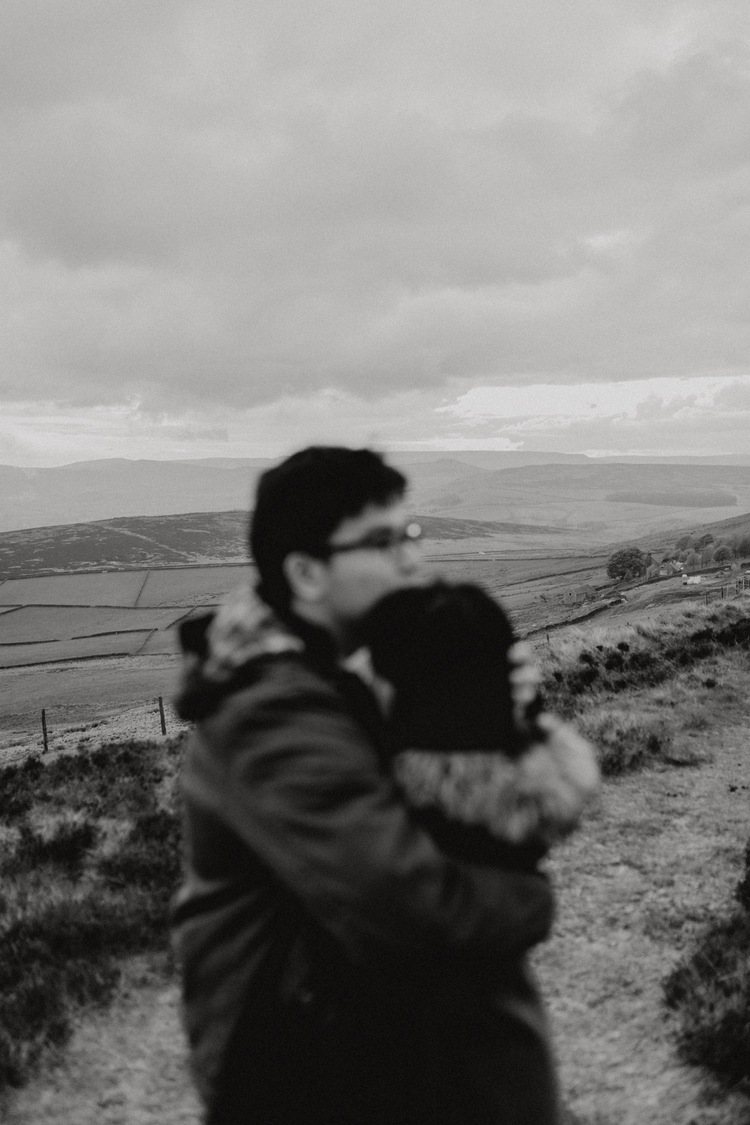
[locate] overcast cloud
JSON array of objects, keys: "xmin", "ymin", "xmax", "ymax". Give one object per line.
[{"xmin": 1, "ymin": 0, "xmax": 749, "ymax": 463}]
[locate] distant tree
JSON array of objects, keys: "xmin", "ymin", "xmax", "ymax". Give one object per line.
[
  {"xmin": 696, "ymin": 533, "xmax": 715, "ymax": 549},
  {"xmin": 606, "ymin": 547, "xmax": 647, "ymax": 581},
  {"xmin": 702, "ymin": 545, "xmax": 715, "ymax": 564},
  {"xmin": 674, "ymin": 534, "xmax": 692, "ymax": 551},
  {"xmin": 684, "ymin": 550, "xmax": 700, "ymax": 571},
  {"xmin": 714, "ymin": 545, "xmax": 732, "ymax": 563},
  {"xmin": 738, "ymin": 534, "xmax": 750, "ymax": 558}
]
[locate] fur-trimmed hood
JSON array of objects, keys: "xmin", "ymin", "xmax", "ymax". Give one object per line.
[
  {"xmin": 174, "ymin": 584, "xmax": 305, "ymax": 722},
  {"xmin": 393, "ymin": 717, "xmax": 600, "ymax": 850},
  {"xmin": 174, "ymin": 585, "xmax": 600, "ymax": 849}
]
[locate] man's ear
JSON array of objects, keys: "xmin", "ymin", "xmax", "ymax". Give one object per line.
[{"xmin": 283, "ymin": 552, "xmax": 329, "ymax": 605}]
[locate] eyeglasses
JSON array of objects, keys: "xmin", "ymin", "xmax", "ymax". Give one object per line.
[{"xmin": 321, "ymin": 522, "xmax": 422, "ymax": 557}]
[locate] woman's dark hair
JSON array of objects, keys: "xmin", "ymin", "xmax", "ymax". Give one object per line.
[
  {"xmin": 360, "ymin": 582, "xmax": 527, "ymax": 754},
  {"xmin": 249, "ymin": 446, "xmax": 406, "ymax": 615}
]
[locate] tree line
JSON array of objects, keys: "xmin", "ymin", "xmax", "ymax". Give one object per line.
[{"xmin": 607, "ymin": 531, "xmax": 750, "ymax": 581}]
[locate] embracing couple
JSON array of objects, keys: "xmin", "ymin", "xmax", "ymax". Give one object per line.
[{"xmin": 172, "ymin": 446, "xmax": 599, "ymax": 1125}]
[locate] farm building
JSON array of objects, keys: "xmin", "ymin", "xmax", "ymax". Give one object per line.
[
  {"xmin": 646, "ymin": 558, "xmax": 682, "ymax": 579},
  {"xmin": 563, "ymin": 584, "xmax": 597, "ymax": 606}
]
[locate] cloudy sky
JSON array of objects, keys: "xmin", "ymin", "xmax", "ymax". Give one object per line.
[{"xmin": 1, "ymin": 0, "xmax": 749, "ymax": 466}]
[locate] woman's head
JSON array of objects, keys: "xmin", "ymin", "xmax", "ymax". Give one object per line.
[{"xmin": 360, "ymin": 582, "xmax": 523, "ymax": 753}]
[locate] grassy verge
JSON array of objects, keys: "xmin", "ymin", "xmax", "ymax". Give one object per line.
[
  {"xmin": 537, "ymin": 595, "xmax": 750, "ymax": 1096},
  {"xmin": 0, "ymin": 737, "xmax": 183, "ymax": 1089},
  {"xmin": 538, "ymin": 597, "xmax": 750, "ymax": 774}
]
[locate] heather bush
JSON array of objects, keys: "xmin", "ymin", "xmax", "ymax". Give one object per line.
[
  {"xmin": 4, "ymin": 819, "xmax": 98, "ymax": 876},
  {"xmin": 0, "ymin": 735, "xmax": 185, "ymax": 1090},
  {"xmin": 98, "ymin": 808, "xmax": 181, "ymax": 898},
  {"xmin": 575, "ymin": 710, "xmax": 674, "ymax": 776},
  {"xmin": 541, "ymin": 600, "xmax": 750, "ymax": 722},
  {"xmin": 661, "ymin": 830, "xmax": 750, "ymax": 1092},
  {"xmin": 663, "ymin": 912, "xmax": 750, "ymax": 1089},
  {"xmin": 736, "ymin": 838, "xmax": 750, "ymax": 913}
]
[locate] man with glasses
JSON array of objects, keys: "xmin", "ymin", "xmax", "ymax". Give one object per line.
[{"xmin": 173, "ymin": 446, "xmax": 559, "ymax": 1124}]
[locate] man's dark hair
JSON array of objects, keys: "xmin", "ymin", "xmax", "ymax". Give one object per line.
[{"xmin": 249, "ymin": 446, "xmax": 407, "ymax": 615}]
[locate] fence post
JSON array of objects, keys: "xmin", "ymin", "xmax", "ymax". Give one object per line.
[
  {"xmin": 158, "ymin": 696, "xmax": 167, "ymax": 736},
  {"xmin": 41, "ymin": 709, "xmax": 48, "ymax": 753}
]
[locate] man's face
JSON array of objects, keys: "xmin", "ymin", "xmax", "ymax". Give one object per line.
[{"xmin": 317, "ymin": 499, "xmax": 426, "ymax": 647}]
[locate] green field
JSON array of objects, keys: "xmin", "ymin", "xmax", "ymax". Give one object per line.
[
  {"xmin": 0, "ymin": 633, "xmax": 157, "ymax": 668},
  {"xmin": 136, "ymin": 564, "xmax": 249, "ymax": 607},
  {"xmin": 0, "ymin": 553, "xmax": 613, "ymax": 670},
  {"xmin": 0, "ymin": 571, "xmax": 148, "ymax": 607},
  {"xmin": 0, "ymin": 606, "xmax": 188, "ymax": 645},
  {"xmin": 0, "ymin": 566, "xmax": 250, "ymax": 669}
]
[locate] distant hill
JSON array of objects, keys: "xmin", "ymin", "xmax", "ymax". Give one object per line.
[
  {"xmin": 0, "ymin": 512, "xmax": 249, "ymax": 578},
  {"xmin": 0, "ymin": 459, "xmax": 273, "ymax": 534},
  {"xmin": 627, "ymin": 510, "xmax": 750, "ymax": 558},
  {"xmin": 0, "ymin": 511, "xmax": 567, "ymax": 579},
  {"xmin": 408, "ymin": 461, "xmax": 750, "ymax": 542},
  {"xmin": 392, "ymin": 450, "xmax": 750, "ymax": 469},
  {"xmin": 3, "ymin": 452, "xmax": 750, "ymax": 538}
]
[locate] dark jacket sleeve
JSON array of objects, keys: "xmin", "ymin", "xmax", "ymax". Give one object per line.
[{"xmin": 204, "ymin": 672, "xmax": 554, "ymax": 965}]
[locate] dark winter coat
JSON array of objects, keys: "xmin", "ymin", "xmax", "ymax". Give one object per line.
[{"xmin": 172, "ymin": 586, "xmax": 558, "ymax": 1124}]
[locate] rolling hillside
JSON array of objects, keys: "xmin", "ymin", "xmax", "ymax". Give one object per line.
[
  {"xmin": 4, "ymin": 452, "xmax": 750, "ymax": 535},
  {"xmin": 409, "ymin": 461, "xmax": 750, "ymax": 540},
  {"xmin": 0, "ymin": 511, "xmax": 569, "ymax": 580}
]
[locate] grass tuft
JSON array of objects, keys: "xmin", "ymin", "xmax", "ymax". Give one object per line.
[{"xmin": 575, "ymin": 710, "xmax": 674, "ymax": 775}]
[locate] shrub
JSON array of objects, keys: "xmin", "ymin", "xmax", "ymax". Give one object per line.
[
  {"xmin": 576, "ymin": 710, "xmax": 674, "ymax": 776},
  {"xmin": 0, "ymin": 736, "xmax": 185, "ymax": 1090},
  {"xmin": 0, "ymin": 893, "xmax": 163, "ymax": 1088},
  {"xmin": 664, "ymin": 913, "xmax": 750, "ymax": 1088},
  {"xmin": 541, "ymin": 601, "xmax": 750, "ymax": 715},
  {"xmin": 662, "ymin": 831, "xmax": 750, "ymax": 1092},
  {"xmin": 736, "ymin": 838, "xmax": 750, "ymax": 913},
  {"xmin": 98, "ymin": 808, "xmax": 181, "ymax": 901},
  {"xmin": 4, "ymin": 820, "xmax": 97, "ymax": 876}
]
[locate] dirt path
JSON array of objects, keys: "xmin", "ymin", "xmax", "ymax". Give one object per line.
[
  {"xmin": 4, "ymin": 712, "xmax": 750, "ymax": 1124},
  {"xmin": 536, "ymin": 717, "xmax": 750, "ymax": 1124}
]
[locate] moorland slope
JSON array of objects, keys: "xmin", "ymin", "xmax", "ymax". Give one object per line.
[
  {"xmin": 4, "ymin": 452, "xmax": 750, "ymax": 537},
  {"xmin": 0, "ymin": 511, "xmax": 572, "ymax": 579}
]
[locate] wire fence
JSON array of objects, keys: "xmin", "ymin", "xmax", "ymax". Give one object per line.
[
  {"xmin": 0, "ymin": 696, "xmax": 187, "ymax": 765},
  {"xmin": 4, "ymin": 578, "xmax": 749, "ymax": 763},
  {"xmin": 696, "ymin": 575, "xmax": 750, "ymax": 601}
]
